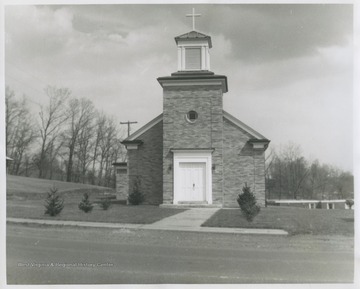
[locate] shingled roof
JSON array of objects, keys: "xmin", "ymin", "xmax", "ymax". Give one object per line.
[{"xmin": 175, "ymin": 30, "xmax": 212, "ymax": 48}]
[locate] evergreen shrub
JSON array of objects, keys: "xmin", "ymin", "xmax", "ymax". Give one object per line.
[
  {"xmin": 128, "ymin": 177, "xmax": 144, "ymax": 205},
  {"xmin": 44, "ymin": 185, "xmax": 64, "ymax": 216},
  {"xmin": 78, "ymin": 193, "xmax": 94, "ymax": 213},
  {"xmin": 237, "ymin": 183, "xmax": 261, "ymax": 222},
  {"xmin": 99, "ymin": 198, "xmax": 111, "ymax": 210},
  {"xmin": 345, "ymin": 199, "xmax": 354, "ymax": 209}
]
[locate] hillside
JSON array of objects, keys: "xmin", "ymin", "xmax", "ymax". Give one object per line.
[{"xmin": 6, "ymin": 175, "xmax": 114, "ymax": 197}]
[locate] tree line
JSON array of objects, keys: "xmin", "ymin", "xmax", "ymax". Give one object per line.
[
  {"xmin": 6, "ymin": 85, "xmax": 126, "ymax": 187},
  {"xmin": 6, "ymin": 85, "xmax": 354, "ymax": 197},
  {"xmin": 265, "ymin": 143, "xmax": 354, "ymax": 200}
]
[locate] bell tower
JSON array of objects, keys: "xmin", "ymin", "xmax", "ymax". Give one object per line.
[{"xmin": 157, "ymin": 9, "xmax": 228, "ymax": 206}]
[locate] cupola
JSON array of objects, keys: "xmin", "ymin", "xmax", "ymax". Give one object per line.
[
  {"xmin": 175, "ymin": 8, "xmax": 211, "ymax": 72},
  {"xmin": 175, "ymin": 31, "xmax": 212, "ymax": 71}
]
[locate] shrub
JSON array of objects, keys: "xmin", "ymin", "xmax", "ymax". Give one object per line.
[
  {"xmin": 345, "ymin": 199, "xmax": 354, "ymax": 209},
  {"xmin": 99, "ymin": 198, "xmax": 111, "ymax": 210},
  {"xmin": 78, "ymin": 193, "xmax": 94, "ymax": 213},
  {"xmin": 44, "ymin": 185, "xmax": 64, "ymax": 217},
  {"xmin": 128, "ymin": 177, "xmax": 144, "ymax": 205},
  {"xmin": 237, "ymin": 183, "xmax": 260, "ymax": 222},
  {"xmin": 316, "ymin": 201, "xmax": 322, "ymax": 209}
]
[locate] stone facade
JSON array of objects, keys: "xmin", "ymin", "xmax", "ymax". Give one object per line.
[
  {"xmin": 162, "ymin": 85, "xmax": 224, "ymax": 205},
  {"xmin": 114, "ymin": 162, "xmax": 128, "ymax": 201},
  {"xmin": 121, "ymin": 110, "xmax": 268, "ymax": 207},
  {"xmin": 127, "ymin": 121, "xmax": 163, "ymax": 205},
  {"xmin": 223, "ymin": 118, "xmax": 266, "ymax": 207}
]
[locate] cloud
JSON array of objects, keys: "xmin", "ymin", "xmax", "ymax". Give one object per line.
[
  {"xmin": 5, "ymin": 6, "xmax": 75, "ymax": 59},
  {"xmin": 4, "ymin": 4, "xmax": 354, "ymax": 172},
  {"xmin": 198, "ymin": 4, "xmax": 353, "ymax": 63}
]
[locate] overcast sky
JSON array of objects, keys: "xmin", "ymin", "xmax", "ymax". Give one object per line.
[{"xmin": 4, "ymin": 3, "xmax": 354, "ymax": 172}]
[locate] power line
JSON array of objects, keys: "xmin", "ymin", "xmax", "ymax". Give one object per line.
[
  {"xmin": 5, "ymin": 73, "xmax": 44, "ymax": 103},
  {"xmin": 6, "ymin": 60, "xmax": 50, "ymax": 87}
]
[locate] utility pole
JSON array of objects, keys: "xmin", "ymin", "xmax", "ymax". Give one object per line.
[{"xmin": 120, "ymin": 121, "xmax": 138, "ymax": 137}]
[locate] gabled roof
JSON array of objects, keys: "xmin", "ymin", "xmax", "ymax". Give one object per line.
[
  {"xmin": 123, "ymin": 111, "xmax": 268, "ymax": 143},
  {"xmin": 175, "ymin": 30, "xmax": 212, "ymax": 48},
  {"xmin": 223, "ymin": 110, "xmax": 269, "ymax": 140},
  {"xmin": 124, "ymin": 114, "xmax": 163, "ymax": 141}
]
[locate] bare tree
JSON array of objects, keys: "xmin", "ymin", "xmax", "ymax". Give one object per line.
[
  {"xmin": 5, "ymin": 87, "xmax": 17, "ymax": 156},
  {"xmin": 5, "ymin": 87, "xmax": 37, "ymax": 174},
  {"xmin": 89, "ymin": 113, "xmax": 106, "ymax": 184},
  {"xmin": 308, "ymin": 160, "xmax": 320, "ymax": 199},
  {"xmin": 76, "ymin": 116, "xmax": 96, "ymax": 183},
  {"xmin": 267, "ymin": 143, "xmax": 309, "ymax": 199},
  {"xmin": 11, "ymin": 117, "xmax": 37, "ymax": 175},
  {"xmin": 5, "ymin": 85, "xmax": 126, "ymax": 186},
  {"xmin": 63, "ymin": 97, "xmax": 95, "ymax": 182},
  {"xmin": 106, "ymin": 136, "xmax": 126, "ymax": 187},
  {"xmin": 329, "ymin": 168, "xmax": 353, "ymax": 199},
  {"xmin": 97, "ymin": 117, "xmax": 117, "ymax": 186},
  {"xmin": 36, "ymin": 86, "xmax": 70, "ymax": 178}
]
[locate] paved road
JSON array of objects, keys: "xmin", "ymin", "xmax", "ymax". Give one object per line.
[{"xmin": 7, "ymin": 223, "xmax": 354, "ymax": 284}]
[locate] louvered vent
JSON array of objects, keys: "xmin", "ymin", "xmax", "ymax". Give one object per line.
[{"xmin": 185, "ymin": 48, "xmax": 201, "ymax": 70}]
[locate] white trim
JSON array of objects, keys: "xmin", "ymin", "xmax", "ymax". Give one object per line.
[
  {"xmin": 125, "ymin": 114, "xmax": 163, "ymax": 141},
  {"xmin": 176, "ymin": 40, "xmax": 210, "ymax": 71},
  {"xmin": 158, "ymin": 76, "xmax": 227, "ymax": 93},
  {"xmin": 267, "ymin": 199, "xmax": 349, "ymax": 204},
  {"xmin": 171, "ymin": 149, "xmax": 214, "ymax": 153},
  {"xmin": 181, "ymin": 47, "xmax": 185, "ymax": 70},
  {"xmin": 201, "ymin": 46, "xmax": 206, "ymax": 70},
  {"xmin": 177, "ymin": 47, "xmax": 181, "ymax": 71},
  {"xmin": 161, "ymin": 80, "xmax": 223, "ymax": 87},
  {"xmin": 223, "ymin": 110, "xmax": 268, "ymax": 140},
  {"xmin": 125, "ymin": 144, "xmax": 140, "ymax": 150},
  {"xmin": 177, "ymin": 40, "xmax": 210, "ymax": 47},
  {"xmin": 251, "ymin": 142, "xmax": 267, "ymax": 149},
  {"xmin": 206, "ymin": 46, "xmax": 210, "ymax": 71},
  {"xmin": 173, "ymin": 150, "xmax": 212, "ymax": 205}
]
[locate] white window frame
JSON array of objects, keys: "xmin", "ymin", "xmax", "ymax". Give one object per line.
[{"xmin": 177, "ymin": 40, "xmax": 210, "ymax": 71}]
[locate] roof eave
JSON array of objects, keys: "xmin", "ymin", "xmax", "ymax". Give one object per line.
[
  {"xmin": 174, "ymin": 30, "xmax": 212, "ymax": 48},
  {"xmin": 121, "ymin": 140, "xmax": 143, "ymax": 145},
  {"xmin": 157, "ymin": 74, "xmax": 228, "ymax": 93}
]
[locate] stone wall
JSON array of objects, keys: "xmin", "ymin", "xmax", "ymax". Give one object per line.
[
  {"xmin": 127, "ymin": 121, "xmax": 163, "ymax": 205},
  {"xmin": 114, "ymin": 163, "xmax": 128, "ymax": 201},
  {"xmin": 223, "ymin": 118, "xmax": 266, "ymax": 207},
  {"xmin": 162, "ymin": 85, "xmax": 224, "ymax": 205}
]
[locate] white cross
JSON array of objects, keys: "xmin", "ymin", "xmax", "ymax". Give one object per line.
[{"xmin": 186, "ymin": 8, "xmax": 201, "ymax": 31}]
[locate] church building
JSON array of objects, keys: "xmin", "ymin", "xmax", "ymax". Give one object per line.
[{"xmin": 114, "ymin": 15, "xmax": 270, "ymax": 208}]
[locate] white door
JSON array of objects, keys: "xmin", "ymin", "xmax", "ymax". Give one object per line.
[{"xmin": 179, "ymin": 162, "xmax": 206, "ymax": 202}]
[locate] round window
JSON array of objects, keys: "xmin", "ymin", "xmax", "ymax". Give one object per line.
[{"xmin": 186, "ymin": 110, "xmax": 198, "ymax": 123}]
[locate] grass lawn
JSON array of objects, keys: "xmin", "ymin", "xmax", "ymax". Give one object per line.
[
  {"xmin": 6, "ymin": 175, "xmax": 114, "ymax": 197},
  {"xmin": 202, "ymin": 207, "xmax": 354, "ymax": 235},
  {"xmin": 7, "ymin": 198, "xmax": 187, "ymax": 224},
  {"xmin": 7, "ymin": 175, "xmax": 186, "ymax": 224}
]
